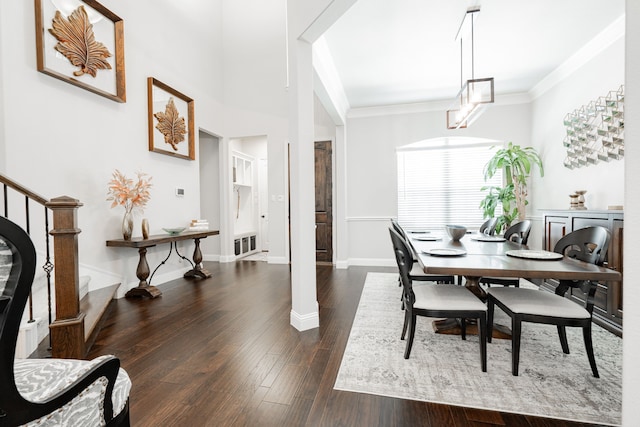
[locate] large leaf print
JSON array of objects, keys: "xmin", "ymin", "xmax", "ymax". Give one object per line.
[
  {"xmin": 154, "ymin": 98, "xmax": 186, "ymax": 150},
  {"xmin": 49, "ymin": 5, "xmax": 112, "ymax": 77}
]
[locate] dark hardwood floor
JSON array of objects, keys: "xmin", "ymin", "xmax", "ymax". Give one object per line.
[{"xmin": 87, "ymin": 261, "xmax": 602, "ymax": 426}]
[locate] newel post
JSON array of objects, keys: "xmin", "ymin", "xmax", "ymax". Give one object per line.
[{"xmin": 45, "ymin": 196, "xmax": 86, "ymax": 359}]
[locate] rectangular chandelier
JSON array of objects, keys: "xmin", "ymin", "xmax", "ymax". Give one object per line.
[
  {"xmin": 446, "ymin": 77, "xmax": 494, "ymax": 129},
  {"xmin": 446, "ymin": 6, "xmax": 494, "ymax": 129}
]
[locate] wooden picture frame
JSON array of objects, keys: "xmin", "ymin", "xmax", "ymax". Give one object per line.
[
  {"xmin": 34, "ymin": 0, "xmax": 126, "ymax": 103},
  {"xmin": 147, "ymin": 78, "xmax": 195, "ymax": 160}
]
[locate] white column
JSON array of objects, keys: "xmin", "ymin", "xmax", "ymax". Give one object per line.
[
  {"xmin": 335, "ymin": 124, "xmax": 350, "ymax": 269},
  {"xmin": 622, "ymin": 0, "xmax": 640, "ymax": 423},
  {"xmin": 288, "ymin": 36, "xmax": 319, "ymax": 331}
]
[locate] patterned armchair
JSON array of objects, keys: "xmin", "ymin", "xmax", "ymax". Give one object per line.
[{"xmin": 0, "ymin": 216, "xmax": 131, "ymax": 426}]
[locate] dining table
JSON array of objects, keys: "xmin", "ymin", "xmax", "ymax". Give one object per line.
[{"xmin": 407, "ymin": 229, "xmax": 622, "ymax": 338}]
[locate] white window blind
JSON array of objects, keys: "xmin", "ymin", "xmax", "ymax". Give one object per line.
[{"xmin": 397, "ymin": 140, "xmax": 503, "ymax": 231}]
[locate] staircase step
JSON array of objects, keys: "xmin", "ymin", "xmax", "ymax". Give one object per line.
[
  {"xmin": 29, "ymin": 283, "xmax": 121, "ymax": 359},
  {"xmin": 82, "ymin": 283, "xmax": 120, "ymax": 354}
]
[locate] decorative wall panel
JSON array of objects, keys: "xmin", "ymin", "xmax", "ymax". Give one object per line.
[{"xmin": 562, "ymin": 85, "xmax": 624, "ymax": 169}]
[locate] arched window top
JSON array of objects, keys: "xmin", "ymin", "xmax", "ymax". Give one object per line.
[{"xmin": 398, "ymin": 137, "xmax": 502, "ymax": 152}]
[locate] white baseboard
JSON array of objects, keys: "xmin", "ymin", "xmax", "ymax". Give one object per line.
[
  {"xmin": 335, "ymin": 260, "xmax": 349, "ymax": 269},
  {"xmin": 290, "ymin": 306, "xmax": 319, "ymax": 331},
  {"xmin": 267, "ymin": 256, "xmax": 289, "ymax": 264},
  {"xmin": 206, "ymin": 253, "xmax": 289, "ymax": 264},
  {"xmin": 217, "ymin": 255, "xmax": 236, "ymax": 263},
  {"xmin": 203, "ymin": 254, "xmax": 221, "ymax": 262}
]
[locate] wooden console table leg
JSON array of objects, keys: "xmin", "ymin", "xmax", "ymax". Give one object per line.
[
  {"xmin": 184, "ymin": 238, "xmax": 212, "ymax": 279},
  {"xmin": 125, "ymin": 247, "xmax": 162, "ymax": 298},
  {"xmin": 432, "ymin": 275, "xmax": 511, "ymax": 339}
]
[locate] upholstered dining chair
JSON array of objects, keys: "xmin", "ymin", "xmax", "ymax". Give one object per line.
[
  {"xmin": 479, "ymin": 217, "xmax": 498, "ymax": 235},
  {"xmin": 480, "ymin": 220, "xmax": 532, "ymax": 288},
  {"xmin": 390, "ymin": 219, "xmax": 454, "ymax": 285},
  {"xmin": 389, "ymin": 228, "xmax": 487, "ymax": 371},
  {"xmin": 487, "ymin": 226, "xmax": 611, "ymax": 377},
  {"xmin": 0, "ymin": 216, "xmax": 131, "ymax": 426}
]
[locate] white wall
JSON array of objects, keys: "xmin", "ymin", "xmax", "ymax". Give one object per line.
[
  {"xmin": 0, "ymin": 0, "xmax": 225, "ymax": 293},
  {"xmin": 222, "ymin": 0, "xmax": 290, "ymax": 264},
  {"xmin": 222, "ymin": 0, "xmax": 288, "ymax": 118},
  {"xmin": 342, "ymin": 101, "xmax": 531, "ymax": 265},
  {"xmin": 314, "ymin": 95, "xmax": 337, "ymax": 141},
  {"xmin": 527, "ymin": 34, "xmax": 624, "ymax": 253},
  {"xmin": 623, "ymin": 0, "xmax": 640, "ymax": 423},
  {"xmin": 530, "ymin": 37, "xmax": 625, "ymax": 212},
  {"xmin": 0, "ymin": 0, "xmax": 295, "ymax": 289}
]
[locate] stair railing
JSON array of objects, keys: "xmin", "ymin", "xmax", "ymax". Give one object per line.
[{"xmin": 1, "ymin": 173, "xmax": 85, "ymax": 359}]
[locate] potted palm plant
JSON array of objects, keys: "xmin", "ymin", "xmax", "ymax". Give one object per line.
[{"xmin": 480, "ymin": 142, "xmax": 544, "ymax": 234}]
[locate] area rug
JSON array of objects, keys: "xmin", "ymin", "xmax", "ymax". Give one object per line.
[{"xmin": 334, "ymin": 272, "xmax": 622, "ymax": 426}]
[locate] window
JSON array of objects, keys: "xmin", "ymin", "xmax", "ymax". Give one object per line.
[{"xmin": 397, "ymin": 138, "xmax": 503, "ymax": 231}]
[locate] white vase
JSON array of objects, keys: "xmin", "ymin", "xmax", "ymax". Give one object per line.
[
  {"xmin": 142, "ymin": 218, "xmax": 149, "ymax": 239},
  {"xmin": 122, "ymin": 210, "xmax": 134, "ymax": 240}
]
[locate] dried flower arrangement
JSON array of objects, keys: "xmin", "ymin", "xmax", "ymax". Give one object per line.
[{"xmin": 106, "ymin": 169, "xmax": 152, "ymax": 215}]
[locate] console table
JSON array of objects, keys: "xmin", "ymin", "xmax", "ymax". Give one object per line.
[{"xmin": 106, "ymin": 229, "xmax": 220, "ymax": 298}]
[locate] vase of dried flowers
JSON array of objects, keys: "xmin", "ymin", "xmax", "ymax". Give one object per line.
[{"xmin": 107, "ymin": 170, "xmax": 152, "ymax": 240}]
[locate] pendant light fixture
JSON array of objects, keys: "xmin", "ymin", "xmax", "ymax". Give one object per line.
[{"xmin": 446, "ymin": 6, "xmax": 494, "ymax": 129}]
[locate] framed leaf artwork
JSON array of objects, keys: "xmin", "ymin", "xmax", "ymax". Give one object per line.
[
  {"xmin": 34, "ymin": 0, "xmax": 126, "ymax": 103},
  {"xmin": 147, "ymin": 78, "xmax": 195, "ymax": 160}
]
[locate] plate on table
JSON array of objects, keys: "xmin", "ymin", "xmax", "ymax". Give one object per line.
[
  {"xmin": 422, "ymin": 248, "xmax": 467, "ymax": 257},
  {"xmin": 408, "ymin": 230, "xmax": 431, "ymax": 234},
  {"xmin": 413, "ymin": 236, "xmax": 441, "ymax": 241},
  {"xmin": 470, "ymin": 235, "xmax": 506, "ymax": 242},
  {"xmin": 506, "ymin": 250, "xmax": 563, "ymax": 260},
  {"xmin": 162, "ymin": 227, "xmax": 186, "ymax": 235}
]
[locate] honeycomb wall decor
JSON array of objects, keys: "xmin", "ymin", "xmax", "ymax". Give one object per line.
[{"xmin": 562, "ymin": 85, "xmax": 624, "ymax": 169}]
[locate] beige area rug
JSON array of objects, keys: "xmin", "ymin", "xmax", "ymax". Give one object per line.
[{"xmin": 334, "ymin": 272, "xmax": 622, "ymax": 426}]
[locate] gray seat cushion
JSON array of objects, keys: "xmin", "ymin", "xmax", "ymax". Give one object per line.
[
  {"xmin": 488, "ymin": 287, "xmax": 590, "ymax": 319},
  {"xmin": 414, "ymin": 284, "xmax": 487, "ymax": 312},
  {"xmin": 15, "ymin": 355, "xmax": 131, "ymax": 427}
]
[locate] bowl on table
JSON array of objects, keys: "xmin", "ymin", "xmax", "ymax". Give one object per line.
[
  {"xmin": 162, "ymin": 227, "xmax": 186, "ymax": 235},
  {"xmin": 445, "ymin": 225, "xmax": 467, "ymax": 241}
]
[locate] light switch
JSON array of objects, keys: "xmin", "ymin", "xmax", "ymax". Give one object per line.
[{"xmin": 175, "ymin": 188, "xmax": 185, "ymax": 197}]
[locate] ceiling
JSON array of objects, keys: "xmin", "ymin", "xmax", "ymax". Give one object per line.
[{"xmin": 321, "ymin": 0, "xmax": 625, "ymax": 109}]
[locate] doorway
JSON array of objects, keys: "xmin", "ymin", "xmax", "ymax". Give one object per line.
[
  {"xmin": 315, "ymin": 140, "xmax": 333, "ymax": 264},
  {"xmin": 230, "ymin": 135, "xmax": 268, "ymax": 260}
]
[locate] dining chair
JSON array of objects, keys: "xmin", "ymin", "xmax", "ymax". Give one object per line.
[
  {"xmin": 480, "ymin": 220, "xmax": 532, "ymax": 288},
  {"xmin": 389, "ymin": 228, "xmax": 487, "ymax": 371},
  {"xmin": 479, "ymin": 217, "xmax": 498, "ymax": 235},
  {"xmin": 390, "ymin": 219, "xmax": 454, "ymax": 285},
  {"xmin": 486, "ymin": 226, "xmax": 611, "ymax": 377},
  {"xmin": 0, "ymin": 216, "xmax": 131, "ymax": 426}
]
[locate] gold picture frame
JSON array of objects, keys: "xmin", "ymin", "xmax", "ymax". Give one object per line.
[
  {"xmin": 34, "ymin": 0, "xmax": 126, "ymax": 103},
  {"xmin": 147, "ymin": 77, "xmax": 195, "ymax": 160}
]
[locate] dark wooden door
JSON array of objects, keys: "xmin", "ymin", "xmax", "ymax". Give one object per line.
[{"xmin": 315, "ymin": 141, "xmax": 332, "ymax": 264}]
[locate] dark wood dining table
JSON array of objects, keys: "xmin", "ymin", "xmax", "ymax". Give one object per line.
[{"xmin": 407, "ymin": 231, "xmax": 621, "ymax": 337}]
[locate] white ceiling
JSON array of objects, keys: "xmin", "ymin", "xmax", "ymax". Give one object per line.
[{"xmin": 321, "ymin": 0, "xmax": 625, "ymax": 109}]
